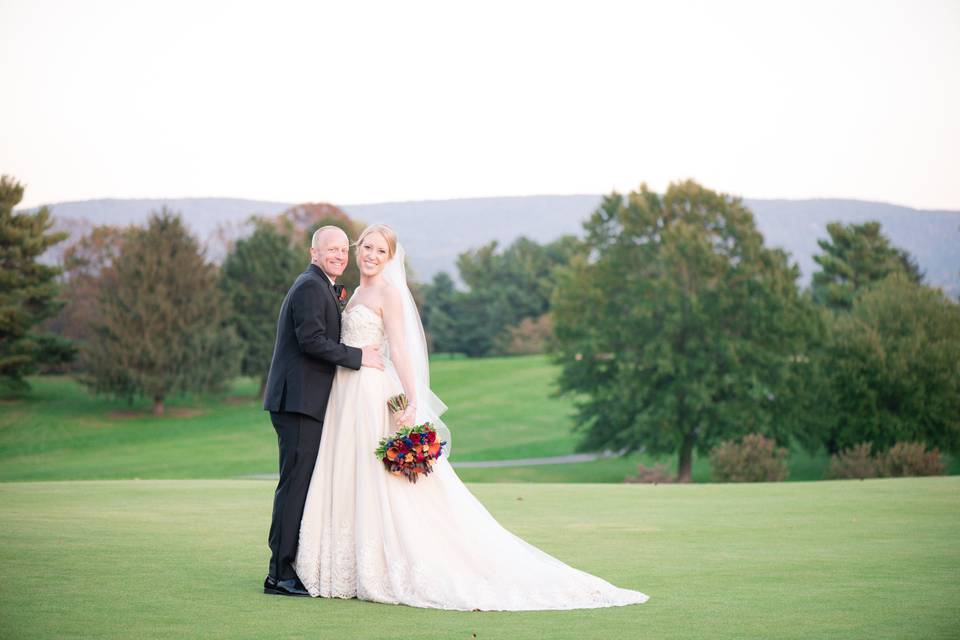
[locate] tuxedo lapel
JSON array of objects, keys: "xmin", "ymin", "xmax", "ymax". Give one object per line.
[
  {"xmin": 309, "ymin": 264, "xmax": 342, "ymax": 317},
  {"xmin": 329, "ymin": 284, "xmax": 343, "ymax": 320}
]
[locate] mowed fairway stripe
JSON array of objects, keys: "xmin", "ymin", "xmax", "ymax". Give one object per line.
[{"xmin": 0, "ymin": 478, "xmax": 957, "ymax": 639}]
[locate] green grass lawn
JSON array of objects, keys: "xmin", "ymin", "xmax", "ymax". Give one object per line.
[
  {"xmin": 0, "ymin": 356, "xmax": 588, "ymax": 481},
  {"xmin": 456, "ymin": 447, "xmax": 836, "ymax": 484},
  {"xmin": 1, "ymin": 477, "xmax": 957, "ymax": 639},
  {"xmin": 1, "ymin": 356, "xmax": 955, "ymax": 483}
]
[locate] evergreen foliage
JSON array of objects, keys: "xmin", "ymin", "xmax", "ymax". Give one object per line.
[
  {"xmin": 811, "ymin": 221, "xmax": 923, "ymax": 310},
  {"xmin": 81, "ymin": 210, "xmax": 240, "ymax": 414},
  {"xmin": 421, "ymin": 271, "xmax": 460, "ymax": 353},
  {"xmin": 220, "ymin": 220, "xmax": 302, "ymax": 393},
  {"xmin": 0, "ymin": 175, "xmax": 73, "ymax": 391},
  {"xmin": 553, "ymin": 181, "xmax": 811, "ymax": 482}
]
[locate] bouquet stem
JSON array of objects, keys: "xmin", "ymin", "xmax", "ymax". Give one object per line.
[{"xmin": 387, "ymin": 393, "xmax": 408, "ymax": 414}]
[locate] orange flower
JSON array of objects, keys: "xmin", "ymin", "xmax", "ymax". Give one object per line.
[
  {"xmin": 386, "ymin": 447, "xmax": 399, "ymax": 461},
  {"xmin": 428, "ymin": 442, "xmax": 441, "ymax": 456},
  {"xmin": 404, "ymin": 453, "xmax": 414, "ymax": 463}
]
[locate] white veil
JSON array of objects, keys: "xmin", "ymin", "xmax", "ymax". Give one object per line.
[{"xmin": 380, "ymin": 243, "xmax": 452, "ymax": 455}]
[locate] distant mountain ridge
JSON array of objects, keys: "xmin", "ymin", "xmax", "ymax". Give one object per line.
[{"xmin": 30, "ymin": 195, "xmax": 960, "ymax": 297}]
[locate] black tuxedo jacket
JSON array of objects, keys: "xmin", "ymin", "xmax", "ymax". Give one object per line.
[{"xmin": 263, "ymin": 264, "xmax": 362, "ymax": 421}]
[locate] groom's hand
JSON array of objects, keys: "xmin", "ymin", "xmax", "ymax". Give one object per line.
[{"xmin": 361, "ymin": 345, "xmax": 384, "ymax": 370}]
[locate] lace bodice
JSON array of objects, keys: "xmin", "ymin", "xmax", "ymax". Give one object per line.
[{"xmin": 341, "ymin": 304, "xmax": 386, "ymax": 350}]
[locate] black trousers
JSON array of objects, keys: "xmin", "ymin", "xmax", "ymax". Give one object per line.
[{"xmin": 267, "ymin": 411, "xmax": 324, "ymax": 581}]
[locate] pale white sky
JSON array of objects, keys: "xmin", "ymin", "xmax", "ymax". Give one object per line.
[{"xmin": 2, "ymin": 0, "xmax": 958, "ymax": 210}]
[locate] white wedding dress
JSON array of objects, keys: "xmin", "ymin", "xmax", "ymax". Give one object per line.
[{"xmin": 293, "ymin": 302, "xmax": 649, "ymax": 611}]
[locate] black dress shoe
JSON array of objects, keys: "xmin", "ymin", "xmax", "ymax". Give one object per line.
[{"xmin": 264, "ymin": 576, "xmax": 310, "ymax": 597}]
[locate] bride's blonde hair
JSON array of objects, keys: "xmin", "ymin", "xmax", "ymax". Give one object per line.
[{"xmin": 355, "ymin": 223, "xmax": 398, "ymax": 259}]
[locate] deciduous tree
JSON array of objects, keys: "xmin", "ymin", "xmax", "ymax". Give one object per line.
[
  {"xmin": 422, "ymin": 236, "xmax": 579, "ymax": 356},
  {"xmin": 553, "ymin": 181, "xmax": 811, "ymax": 482},
  {"xmin": 815, "ymin": 274, "xmax": 960, "ymax": 454},
  {"xmin": 273, "ymin": 203, "xmax": 365, "ymax": 292},
  {"xmin": 46, "ymin": 225, "xmax": 131, "ymax": 350}
]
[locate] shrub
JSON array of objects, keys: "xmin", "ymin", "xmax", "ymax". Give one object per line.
[
  {"xmin": 826, "ymin": 443, "xmax": 881, "ymax": 479},
  {"xmin": 824, "ymin": 441, "xmax": 946, "ymax": 480},
  {"xmin": 709, "ymin": 433, "xmax": 789, "ymax": 482},
  {"xmin": 879, "ymin": 442, "xmax": 946, "ymax": 477},
  {"xmin": 625, "ymin": 463, "xmax": 674, "ymax": 484},
  {"xmin": 494, "ymin": 314, "xmax": 554, "ymax": 355}
]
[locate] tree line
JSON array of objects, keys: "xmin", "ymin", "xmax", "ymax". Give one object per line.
[
  {"xmin": 2, "ymin": 175, "xmax": 957, "ymax": 478},
  {"xmin": 546, "ymin": 181, "xmax": 957, "ymax": 480},
  {"xmin": 1, "ymin": 176, "xmax": 363, "ymax": 414}
]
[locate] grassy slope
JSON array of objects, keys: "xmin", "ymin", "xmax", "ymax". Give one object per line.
[
  {"xmin": 0, "ymin": 357, "xmax": 954, "ymax": 482},
  {"xmin": 0, "ymin": 359, "xmax": 632, "ymax": 482},
  {"xmin": 0, "ymin": 477, "xmax": 957, "ymax": 639},
  {"xmin": 430, "ymin": 355, "xmax": 584, "ymax": 459},
  {"xmin": 0, "ymin": 356, "xmax": 586, "ymax": 481}
]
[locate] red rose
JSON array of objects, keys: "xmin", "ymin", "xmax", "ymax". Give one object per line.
[
  {"xmin": 416, "ymin": 453, "xmax": 425, "ymax": 462},
  {"xmin": 396, "ymin": 441, "xmax": 410, "ymax": 454},
  {"xmin": 426, "ymin": 430, "xmax": 437, "ymax": 444}
]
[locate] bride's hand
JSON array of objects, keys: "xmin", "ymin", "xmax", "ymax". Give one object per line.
[{"xmin": 394, "ymin": 404, "xmax": 417, "ymax": 426}]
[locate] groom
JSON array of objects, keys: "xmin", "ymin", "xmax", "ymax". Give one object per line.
[{"xmin": 262, "ymin": 225, "xmax": 383, "ymax": 596}]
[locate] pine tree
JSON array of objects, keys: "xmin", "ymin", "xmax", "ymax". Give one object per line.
[
  {"xmin": 421, "ymin": 272, "xmax": 460, "ymax": 353},
  {"xmin": 811, "ymin": 221, "xmax": 923, "ymax": 310},
  {"xmin": 81, "ymin": 210, "xmax": 240, "ymax": 414},
  {"xmin": 220, "ymin": 220, "xmax": 302, "ymax": 395},
  {"xmin": 0, "ymin": 175, "xmax": 73, "ymax": 391}
]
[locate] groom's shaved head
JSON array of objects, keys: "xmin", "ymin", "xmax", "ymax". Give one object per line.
[
  {"xmin": 311, "ymin": 225, "xmax": 348, "ymax": 249},
  {"xmin": 310, "ymin": 226, "xmax": 350, "ymax": 279}
]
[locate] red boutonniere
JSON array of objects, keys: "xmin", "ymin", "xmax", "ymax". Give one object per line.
[{"xmin": 333, "ymin": 284, "xmax": 347, "ymax": 309}]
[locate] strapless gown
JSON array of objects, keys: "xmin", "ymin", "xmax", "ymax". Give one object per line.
[{"xmin": 293, "ymin": 303, "xmax": 649, "ymax": 610}]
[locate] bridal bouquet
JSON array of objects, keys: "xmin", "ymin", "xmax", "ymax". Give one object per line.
[{"xmin": 376, "ymin": 395, "xmax": 446, "ymax": 483}]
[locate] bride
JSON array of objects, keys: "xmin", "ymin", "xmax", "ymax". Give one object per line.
[{"xmin": 293, "ymin": 223, "xmax": 649, "ymax": 611}]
